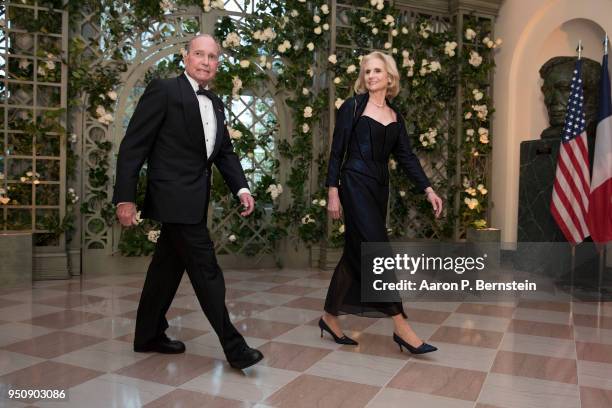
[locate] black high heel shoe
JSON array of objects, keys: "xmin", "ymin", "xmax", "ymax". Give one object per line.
[
  {"xmin": 393, "ymin": 333, "xmax": 437, "ymax": 354},
  {"xmin": 319, "ymin": 318, "xmax": 358, "ymax": 345}
]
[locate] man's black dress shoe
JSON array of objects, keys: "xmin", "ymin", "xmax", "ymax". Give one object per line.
[
  {"xmin": 134, "ymin": 334, "xmax": 186, "ymax": 354},
  {"xmin": 227, "ymin": 346, "xmax": 264, "ymax": 369}
]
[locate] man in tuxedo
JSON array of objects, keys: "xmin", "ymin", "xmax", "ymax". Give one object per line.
[{"xmin": 112, "ymin": 34, "xmax": 263, "ymax": 369}]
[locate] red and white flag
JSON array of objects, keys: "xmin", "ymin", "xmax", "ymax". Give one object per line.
[
  {"xmin": 587, "ymin": 45, "xmax": 612, "ymax": 243},
  {"xmin": 551, "ymin": 59, "xmax": 591, "ymax": 245}
]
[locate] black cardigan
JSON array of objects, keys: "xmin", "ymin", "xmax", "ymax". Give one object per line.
[{"xmin": 325, "ymin": 92, "xmax": 431, "ymax": 192}]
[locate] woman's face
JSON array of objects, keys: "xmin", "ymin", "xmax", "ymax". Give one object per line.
[{"xmin": 363, "ymin": 57, "xmax": 389, "ymax": 93}]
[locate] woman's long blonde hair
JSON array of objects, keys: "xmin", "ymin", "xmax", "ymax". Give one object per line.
[{"xmin": 353, "ymin": 51, "xmax": 400, "ymax": 98}]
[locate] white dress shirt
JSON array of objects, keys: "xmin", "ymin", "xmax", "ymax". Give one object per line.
[{"xmin": 184, "ymin": 72, "xmax": 249, "ymax": 198}]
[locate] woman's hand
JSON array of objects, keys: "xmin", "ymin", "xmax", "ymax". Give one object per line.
[
  {"xmin": 327, "ymin": 187, "xmax": 343, "ymax": 220},
  {"xmin": 424, "ymin": 187, "xmax": 443, "ymax": 218}
]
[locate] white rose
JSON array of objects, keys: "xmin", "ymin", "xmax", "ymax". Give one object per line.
[
  {"xmin": 321, "ymin": 4, "xmax": 329, "ymax": 14},
  {"xmin": 391, "ymin": 29, "xmax": 398, "ymax": 37},
  {"xmin": 314, "ymin": 26, "xmax": 322, "ymax": 35},
  {"xmin": 333, "ymin": 77, "xmax": 341, "ymax": 84},
  {"xmin": 399, "ymin": 190, "xmax": 406, "ymax": 197},
  {"xmin": 466, "ymin": 128, "xmax": 475, "ymax": 136},
  {"xmin": 312, "ymin": 199, "xmax": 319, "ymax": 205},
  {"xmin": 334, "ymin": 98, "xmax": 344, "ymax": 109},
  {"xmin": 372, "ymin": 27, "xmax": 379, "ymax": 35},
  {"xmin": 303, "ymin": 106, "xmax": 313, "ymax": 118},
  {"xmin": 106, "ymin": 90, "xmax": 118, "ymax": 101},
  {"xmin": 323, "ymin": 23, "xmax": 329, "ymax": 31},
  {"xmin": 477, "ymin": 184, "xmax": 488, "ymax": 195},
  {"xmin": 465, "ymin": 112, "xmax": 473, "ymax": 119},
  {"xmin": 469, "ymin": 50, "xmax": 483, "ymax": 67},
  {"xmin": 313, "ymin": 15, "xmax": 321, "ymax": 24},
  {"xmin": 307, "ymin": 42, "xmax": 315, "ymax": 51},
  {"xmin": 302, "ymin": 123, "xmax": 310, "ymax": 133},
  {"xmin": 302, "ymin": 87, "xmax": 309, "ymax": 95},
  {"xmin": 240, "ymin": 60, "xmax": 250, "ymax": 68},
  {"xmin": 328, "ymin": 54, "xmax": 337, "ymax": 64},
  {"xmin": 346, "ymin": 64, "xmax": 356, "ymax": 74},
  {"xmin": 402, "ymin": 27, "xmax": 408, "ymax": 34},
  {"xmin": 319, "ymin": 199, "xmax": 326, "ymax": 207},
  {"xmin": 290, "ymin": 9, "xmax": 298, "ymax": 17},
  {"xmin": 228, "ymin": 234, "xmax": 237, "ymax": 242},
  {"xmin": 389, "ymin": 159, "xmax": 397, "ymax": 170},
  {"xmin": 465, "ymin": 28, "xmax": 477, "ymax": 40},
  {"xmin": 339, "ymin": 224, "xmax": 345, "ymax": 233},
  {"xmin": 384, "ymin": 42, "xmax": 392, "ymax": 49}
]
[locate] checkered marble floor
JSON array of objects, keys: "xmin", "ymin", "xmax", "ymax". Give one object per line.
[{"xmin": 1, "ymin": 268, "xmax": 612, "ymax": 407}]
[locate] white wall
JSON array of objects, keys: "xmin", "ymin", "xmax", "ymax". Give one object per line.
[{"xmin": 491, "ymin": 0, "xmax": 612, "ymax": 244}]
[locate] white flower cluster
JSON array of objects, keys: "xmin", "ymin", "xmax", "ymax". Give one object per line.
[
  {"xmin": 369, "ymin": 0, "xmax": 385, "ymax": 11},
  {"xmin": 465, "ymin": 28, "xmax": 477, "ymax": 40},
  {"xmin": 0, "ymin": 178, "xmax": 9, "ymax": 205},
  {"xmin": 312, "ymin": 198, "xmax": 327, "ymax": 207},
  {"xmin": 302, "ymin": 123, "xmax": 310, "ymax": 133},
  {"xmin": 99, "ymin": 90, "xmax": 117, "ymax": 102},
  {"xmin": 222, "ymin": 32, "xmax": 241, "ymax": 48},
  {"xmin": 266, "ymin": 183, "xmax": 283, "ymax": 200},
  {"xmin": 419, "ymin": 128, "xmax": 437, "ymax": 147},
  {"xmin": 67, "ymin": 187, "xmax": 79, "ymax": 204},
  {"xmin": 147, "ymin": 230, "xmax": 160, "ymax": 243},
  {"xmin": 389, "ymin": 158, "xmax": 397, "ymax": 170},
  {"xmin": 346, "ymin": 64, "xmax": 356, "ymax": 74},
  {"xmin": 400, "ymin": 49, "xmax": 413, "ymax": 73},
  {"xmin": 231, "ymin": 76, "xmax": 242, "ymax": 100},
  {"xmin": 301, "ymin": 214, "xmax": 316, "ymax": 224},
  {"xmin": 472, "ymin": 89, "xmax": 484, "ymax": 101},
  {"xmin": 19, "ymin": 171, "xmax": 40, "ymax": 184},
  {"xmin": 135, "ymin": 211, "xmax": 144, "ymax": 225},
  {"xmin": 95, "ymin": 105, "xmax": 114, "ymax": 125},
  {"xmin": 253, "ymin": 27, "xmax": 276, "ymax": 42},
  {"xmin": 444, "ymin": 41, "xmax": 457, "ymax": 57},
  {"xmin": 482, "ymin": 36, "xmax": 503, "ymax": 49},
  {"xmin": 303, "ymin": 106, "xmax": 313, "ymax": 118},
  {"xmin": 228, "ymin": 127, "xmax": 242, "ymax": 140},
  {"xmin": 239, "ymin": 60, "xmax": 250, "ymax": 68},
  {"xmin": 419, "ymin": 23, "xmax": 432, "ymax": 38},
  {"xmin": 37, "ymin": 53, "xmax": 57, "ymax": 76},
  {"xmin": 469, "ymin": 50, "xmax": 483, "ymax": 67},
  {"xmin": 306, "ymin": 42, "xmax": 315, "ymax": 51},
  {"xmin": 258, "ymin": 55, "xmax": 272, "ymax": 70},
  {"xmin": 471, "ymin": 104, "xmax": 488, "ymax": 121},
  {"xmin": 478, "ymin": 127, "xmax": 489, "ymax": 144},
  {"xmin": 159, "ymin": 0, "xmax": 176, "ymax": 12},
  {"xmin": 328, "ymin": 54, "xmax": 337, "ymax": 64},
  {"xmin": 334, "ymin": 98, "xmax": 344, "ymax": 109},
  {"xmin": 338, "ymin": 224, "xmax": 345, "ymax": 233},
  {"xmin": 320, "ymin": 4, "xmax": 330, "ymax": 14},
  {"xmin": 382, "ymin": 14, "xmax": 395, "ymax": 27},
  {"xmin": 228, "ymin": 234, "xmax": 237, "ymax": 242},
  {"xmin": 419, "ymin": 59, "xmax": 441, "ymax": 76},
  {"xmin": 465, "ymin": 128, "xmax": 475, "ymax": 142},
  {"xmin": 277, "ymin": 40, "xmax": 291, "ymax": 53},
  {"xmin": 464, "ymin": 197, "xmax": 479, "ymax": 210},
  {"xmin": 464, "ymin": 182, "xmax": 488, "ymax": 197},
  {"xmin": 202, "ymin": 0, "xmax": 224, "ymax": 12}
]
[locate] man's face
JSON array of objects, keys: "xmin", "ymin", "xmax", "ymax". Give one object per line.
[{"xmin": 184, "ymin": 36, "xmax": 219, "ymax": 85}]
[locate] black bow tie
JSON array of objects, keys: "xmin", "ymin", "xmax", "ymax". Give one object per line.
[{"xmin": 196, "ymin": 86, "xmax": 215, "ymax": 99}]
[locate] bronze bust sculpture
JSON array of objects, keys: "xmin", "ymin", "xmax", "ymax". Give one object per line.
[{"xmin": 539, "ymin": 56, "xmax": 600, "ymax": 139}]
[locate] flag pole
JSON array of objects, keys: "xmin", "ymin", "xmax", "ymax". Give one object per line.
[
  {"xmin": 605, "ymin": 33, "xmax": 609, "ymax": 55},
  {"xmin": 577, "ymin": 40, "xmax": 583, "ymax": 59}
]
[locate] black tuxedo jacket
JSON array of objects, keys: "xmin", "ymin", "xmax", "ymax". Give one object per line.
[
  {"xmin": 112, "ymin": 73, "xmax": 248, "ymax": 224},
  {"xmin": 325, "ymin": 92, "xmax": 431, "ymax": 192}
]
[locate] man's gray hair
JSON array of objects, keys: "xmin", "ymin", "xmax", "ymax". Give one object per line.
[{"xmin": 185, "ymin": 34, "xmax": 221, "ymax": 54}]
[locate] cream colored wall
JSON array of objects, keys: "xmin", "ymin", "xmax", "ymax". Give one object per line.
[{"xmin": 491, "ymin": 0, "xmax": 612, "ymax": 246}]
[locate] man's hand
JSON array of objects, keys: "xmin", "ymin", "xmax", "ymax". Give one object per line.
[
  {"xmin": 239, "ymin": 192, "xmax": 255, "ymax": 216},
  {"xmin": 116, "ymin": 202, "xmax": 139, "ymax": 227},
  {"xmin": 327, "ymin": 187, "xmax": 343, "ymax": 220},
  {"xmin": 424, "ymin": 188, "xmax": 443, "ymax": 218}
]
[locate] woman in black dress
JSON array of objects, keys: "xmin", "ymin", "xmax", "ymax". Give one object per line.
[{"xmin": 320, "ymin": 51, "xmax": 443, "ymax": 354}]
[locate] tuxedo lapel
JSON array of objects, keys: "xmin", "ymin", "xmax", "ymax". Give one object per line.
[{"xmin": 178, "ymin": 74, "xmax": 206, "ymax": 155}]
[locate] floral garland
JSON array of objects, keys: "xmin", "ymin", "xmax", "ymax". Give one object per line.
[{"xmin": 3, "ymin": 0, "xmax": 500, "ymax": 258}]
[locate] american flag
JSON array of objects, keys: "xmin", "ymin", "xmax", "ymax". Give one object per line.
[{"xmin": 551, "ymin": 59, "xmax": 591, "ymax": 245}]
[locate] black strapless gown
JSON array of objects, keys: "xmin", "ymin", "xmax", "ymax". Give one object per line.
[{"xmin": 324, "ymin": 115, "xmax": 407, "ymax": 318}]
